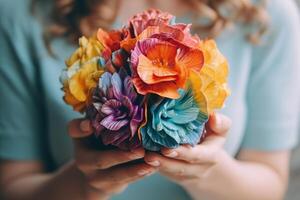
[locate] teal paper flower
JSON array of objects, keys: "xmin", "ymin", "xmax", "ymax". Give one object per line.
[{"xmin": 141, "ymin": 89, "xmax": 208, "ymax": 151}]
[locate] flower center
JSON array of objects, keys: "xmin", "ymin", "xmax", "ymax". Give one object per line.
[
  {"xmin": 152, "ymin": 58, "xmax": 171, "ymax": 68},
  {"xmin": 115, "ymin": 104, "xmax": 130, "ymax": 119}
]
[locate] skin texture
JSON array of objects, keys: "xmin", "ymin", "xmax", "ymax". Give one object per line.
[
  {"xmin": 144, "ymin": 113, "xmax": 289, "ymax": 200},
  {"xmin": 0, "ymin": 113, "xmax": 289, "ymax": 200},
  {"xmin": 0, "ymin": 120, "xmax": 157, "ymax": 200}
]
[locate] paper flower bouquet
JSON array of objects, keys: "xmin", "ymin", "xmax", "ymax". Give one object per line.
[{"xmin": 60, "ymin": 9, "xmax": 230, "ymax": 151}]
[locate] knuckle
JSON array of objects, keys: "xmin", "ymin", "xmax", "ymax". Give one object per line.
[
  {"xmin": 175, "ymin": 168, "xmax": 186, "ymax": 177},
  {"xmin": 67, "ymin": 119, "xmax": 78, "ymax": 133},
  {"xmin": 87, "ymin": 177, "xmax": 102, "ymax": 189},
  {"xmin": 94, "ymin": 154, "xmax": 110, "ymax": 169},
  {"xmin": 189, "ymin": 157, "xmax": 201, "ymax": 164},
  {"xmin": 123, "ymin": 152, "xmax": 135, "ymax": 161},
  {"xmin": 103, "ymin": 184, "xmax": 128, "ymax": 195},
  {"xmin": 200, "ymin": 146, "xmax": 210, "ymax": 158},
  {"xmin": 202, "ymin": 146, "xmax": 219, "ymax": 164},
  {"xmin": 74, "ymin": 159, "xmax": 85, "ymax": 171},
  {"xmin": 95, "ymin": 159, "xmax": 108, "ymax": 170}
]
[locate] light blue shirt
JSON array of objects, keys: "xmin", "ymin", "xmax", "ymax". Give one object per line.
[{"xmin": 1, "ymin": 0, "xmax": 300, "ymax": 199}]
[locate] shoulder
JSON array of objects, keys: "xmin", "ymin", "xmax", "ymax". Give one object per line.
[
  {"xmin": 0, "ymin": 0, "xmax": 45, "ymax": 81},
  {"xmin": 0, "ymin": 0, "xmax": 32, "ymax": 26},
  {"xmin": 251, "ymin": 0, "xmax": 300, "ymax": 62},
  {"xmin": 0, "ymin": 0, "xmax": 47, "ymax": 43},
  {"xmin": 269, "ymin": 0, "xmax": 299, "ymax": 21}
]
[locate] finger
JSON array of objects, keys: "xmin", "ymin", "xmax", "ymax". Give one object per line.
[
  {"xmin": 201, "ymin": 134, "xmax": 226, "ymax": 147},
  {"xmin": 88, "ymin": 163, "xmax": 156, "ymax": 189},
  {"xmin": 207, "ymin": 112, "xmax": 231, "ymax": 136},
  {"xmin": 75, "ymin": 147, "xmax": 146, "ymax": 171},
  {"xmin": 68, "ymin": 119, "xmax": 93, "ymax": 138},
  {"xmin": 161, "ymin": 145, "xmax": 219, "ymax": 164},
  {"xmin": 144, "ymin": 152, "xmax": 199, "ymax": 179}
]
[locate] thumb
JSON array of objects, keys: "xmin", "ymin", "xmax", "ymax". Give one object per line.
[{"xmin": 208, "ymin": 112, "xmax": 231, "ymax": 136}]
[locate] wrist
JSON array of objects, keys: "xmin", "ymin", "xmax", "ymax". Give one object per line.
[
  {"xmin": 55, "ymin": 161, "xmax": 110, "ymax": 200},
  {"xmin": 181, "ymin": 150, "xmax": 236, "ymax": 199}
]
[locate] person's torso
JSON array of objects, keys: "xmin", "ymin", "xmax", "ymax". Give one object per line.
[{"xmin": 9, "ymin": 1, "xmax": 251, "ymax": 199}]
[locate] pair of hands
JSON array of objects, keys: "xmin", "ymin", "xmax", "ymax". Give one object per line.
[{"xmin": 68, "ymin": 113, "xmax": 231, "ymax": 199}]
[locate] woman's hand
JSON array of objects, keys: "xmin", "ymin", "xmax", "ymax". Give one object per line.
[
  {"xmin": 143, "ymin": 113, "xmax": 232, "ymax": 188},
  {"xmin": 68, "ymin": 119, "xmax": 156, "ymax": 200}
]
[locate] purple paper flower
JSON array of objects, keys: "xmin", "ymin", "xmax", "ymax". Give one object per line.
[{"xmin": 86, "ymin": 71, "xmax": 144, "ymax": 150}]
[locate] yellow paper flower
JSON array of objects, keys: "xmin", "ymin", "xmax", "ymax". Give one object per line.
[
  {"xmin": 61, "ymin": 36, "xmax": 105, "ymax": 112},
  {"xmin": 190, "ymin": 40, "xmax": 230, "ymax": 114}
]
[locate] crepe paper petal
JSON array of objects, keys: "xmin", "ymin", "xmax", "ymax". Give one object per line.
[
  {"xmin": 120, "ymin": 37, "xmax": 137, "ymax": 52},
  {"xmin": 188, "ymin": 40, "xmax": 230, "ymax": 114},
  {"xmin": 63, "ymin": 86, "xmax": 86, "ymax": 112},
  {"xmin": 147, "ymin": 127, "xmax": 180, "ymax": 148},
  {"xmin": 96, "ymin": 29, "xmax": 113, "ymax": 52},
  {"xmin": 130, "ymin": 38, "xmax": 159, "ymax": 69},
  {"xmin": 121, "ymin": 96, "xmax": 134, "ymax": 117},
  {"xmin": 138, "ymin": 25, "xmax": 184, "ymax": 43},
  {"xmin": 141, "ymin": 89, "xmax": 209, "ymax": 151},
  {"xmin": 100, "ymin": 129, "xmax": 128, "ymax": 145},
  {"xmin": 130, "ymin": 106, "xmax": 144, "ymax": 138},
  {"xmin": 129, "ymin": 9, "xmax": 174, "ymax": 37},
  {"xmin": 132, "ymin": 77, "xmax": 180, "ymax": 99},
  {"xmin": 141, "ymin": 129, "xmax": 163, "ymax": 151},
  {"xmin": 176, "ymin": 48, "xmax": 204, "ymax": 72},
  {"xmin": 69, "ymin": 73, "xmax": 87, "ymax": 102},
  {"xmin": 112, "ymin": 49, "xmax": 128, "ymax": 69},
  {"xmin": 99, "ymin": 72, "xmax": 112, "ymax": 95},
  {"xmin": 137, "ymin": 55, "xmax": 177, "ymax": 84},
  {"xmin": 138, "ymin": 99, "xmax": 149, "ymax": 141},
  {"xmin": 123, "ymin": 77, "xmax": 137, "ymax": 102},
  {"xmin": 100, "ymin": 114, "xmax": 129, "ymax": 131},
  {"xmin": 101, "ymin": 99, "xmax": 122, "ymax": 115},
  {"xmin": 98, "ymin": 57, "xmax": 106, "ymax": 68},
  {"xmin": 189, "ymin": 70, "xmax": 209, "ymax": 114},
  {"xmin": 111, "ymin": 72, "xmax": 123, "ymax": 99}
]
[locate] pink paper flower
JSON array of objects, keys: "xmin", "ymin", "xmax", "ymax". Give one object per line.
[
  {"xmin": 87, "ymin": 71, "xmax": 143, "ymax": 150},
  {"xmin": 129, "ymin": 9, "xmax": 174, "ymax": 37}
]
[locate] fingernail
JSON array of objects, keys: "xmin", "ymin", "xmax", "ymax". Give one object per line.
[
  {"xmin": 165, "ymin": 151, "xmax": 178, "ymax": 158},
  {"xmin": 80, "ymin": 120, "xmax": 91, "ymax": 132},
  {"xmin": 138, "ymin": 170, "xmax": 151, "ymax": 176},
  {"xmin": 147, "ymin": 160, "xmax": 160, "ymax": 167}
]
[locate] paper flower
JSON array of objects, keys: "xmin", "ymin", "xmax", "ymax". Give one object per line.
[
  {"xmin": 129, "ymin": 9, "xmax": 174, "ymax": 37},
  {"xmin": 189, "ymin": 40, "xmax": 230, "ymax": 114},
  {"xmin": 60, "ymin": 9, "xmax": 230, "ymax": 152},
  {"xmin": 60, "ymin": 36, "xmax": 105, "ymax": 112},
  {"xmin": 140, "ymin": 89, "xmax": 208, "ymax": 151},
  {"xmin": 86, "ymin": 71, "xmax": 144, "ymax": 150},
  {"xmin": 131, "ymin": 37, "xmax": 204, "ymax": 99}
]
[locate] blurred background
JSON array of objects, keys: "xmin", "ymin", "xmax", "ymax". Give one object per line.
[
  {"xmin": 287, "ymin": 2, "xmax": 300, "ymax": 200},
  {"xmin": 276, "ymin": 1, "xmax": 300, "ymax": 199},
  {"xmin": 287, "ymin": 0, "xmax": 300, "ymax": 193}
]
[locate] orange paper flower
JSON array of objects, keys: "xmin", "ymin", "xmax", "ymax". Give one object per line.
[{"xmin": 131, "ymin": 38, "xmax": 204, "ymax": 99}]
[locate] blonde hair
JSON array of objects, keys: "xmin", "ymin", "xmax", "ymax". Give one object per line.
[{"xmin": 46, "ymin": 0, "xmax": 269, "ymax": 44}]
